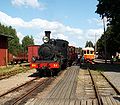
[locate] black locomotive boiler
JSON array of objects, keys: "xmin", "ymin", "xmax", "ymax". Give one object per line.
[{"xmin": 30, "ymin": 31, "xmax": 69, "ymax": 76}]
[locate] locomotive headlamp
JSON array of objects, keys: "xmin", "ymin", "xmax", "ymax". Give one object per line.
[{"xmin": 43, "ymin": 36, "xmax": 49, "ymax": 43}]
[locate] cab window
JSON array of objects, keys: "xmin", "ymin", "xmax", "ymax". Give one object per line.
[
  {"xmin": 84, "ymin": 51, "xmax": 86, "ymax": 54},
  {"xmin": 90, "ymin": 51, "xmax": 93, "ymax": 54},
  {"xmin": 87, "ymin": 50, "xmax": 89, "ymax": 54}
]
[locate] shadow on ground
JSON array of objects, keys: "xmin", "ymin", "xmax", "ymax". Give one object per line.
[{"xmin": 80, "ymin": 62, "xmax": 120, "ymax": 72}]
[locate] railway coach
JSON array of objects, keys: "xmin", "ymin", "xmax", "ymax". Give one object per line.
[
  {"xmin": 82, "ymin": 47, "xmax": 95, "ymax": 63},
  {"xmin": 68, "ymin": 46, "xmax": 77, "ymax": 66}
]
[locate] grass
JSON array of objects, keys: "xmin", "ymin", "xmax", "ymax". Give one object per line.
[
  {"xmin": 0, "ymin": 64, "xmax": 31, "ymax": 78},
  {"xmin": 0, "ymin": 66, "xmax": 14, "ymax": 74}
]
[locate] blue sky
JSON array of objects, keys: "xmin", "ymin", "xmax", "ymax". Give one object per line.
[{"xmin": 0, "ymin": 0, "xmax": 104, "ymax": 48}]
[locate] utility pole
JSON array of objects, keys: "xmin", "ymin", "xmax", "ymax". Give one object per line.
[
  {"xmin": 103, "ymin": 17, "xmax": 107, "ymax": 63},
  {"xmin": 95, "ymin": 33, "xmax": 97, "ymax": 58}
]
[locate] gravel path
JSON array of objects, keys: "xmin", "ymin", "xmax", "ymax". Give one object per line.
[{"xmin": 0, "ymin": 69, "xmax": 36, "ymax": 95}]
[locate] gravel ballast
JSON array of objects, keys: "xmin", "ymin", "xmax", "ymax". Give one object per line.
[{"xmin": 0, "ymin": 69, "xmax": 36, "ymax": 95}]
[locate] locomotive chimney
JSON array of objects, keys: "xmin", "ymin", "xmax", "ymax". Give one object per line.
[{"xmin": 45, "ymin": 31, "xmax": 51, "ymax": 40}]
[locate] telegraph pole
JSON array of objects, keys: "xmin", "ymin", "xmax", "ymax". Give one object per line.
[
  {"xmin": 95, "ymin": 33, "xmax": 97, "ymax": 58},
  {"xmin": 103, "ymin": 17, "xmax": 107, "ymax": 63}
]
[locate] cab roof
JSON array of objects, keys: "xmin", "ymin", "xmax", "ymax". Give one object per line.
[{"xmin": 82, "ymin": 47, "xmax": 94, "ymax": 51}]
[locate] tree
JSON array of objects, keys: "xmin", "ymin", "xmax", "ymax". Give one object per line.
[
  {"xmin": 0, "ymin": 23, "xmax": 20, "ymax": 56},
  {"xmin": 0, "ymin": 23, "xmax": 4, "ymax": 34},
  {"xmin": 8, "ymin": 27, "xmax": 20, "ymax": 56},
  {"xmin": 0, "ymin": 23, "xmax": 35, "ymax": 55},
  {"xmin": 22, "ymin": 35, "xmax": 34, "ymax": 53},
  {"xmin": 96, "ymin": 0, "xmax": 120, "ymax": 23},
  {"xmin": 85, "ymin": 41, "xmax": 94, "ymax": 48},
  {"xmin": 96, "ymin": 0, "xmax": 120, "ymax": 53}
]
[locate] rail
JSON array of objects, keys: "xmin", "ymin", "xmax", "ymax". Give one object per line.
[
  {"xmin": 88, "ymin": 68, "xmax": 103, "ymax": 105},
  {"xmin": 0, "ymin": 77, "xmax": 38, "ymax": 98}
]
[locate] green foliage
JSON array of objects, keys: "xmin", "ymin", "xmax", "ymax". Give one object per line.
[
  {"xmin": 85, "ymin": 41, "xmax": 94, "ymax": 47},
  {"xmin": 8, "ymin": 27, "xmax": 20, "ymax": 55},
  {"xmin": 0, "ymin": 23, "xmax": 35, "ymax": 55},
  {"xmin": 96, "ymin": 0, "xmax": 120, "ymax": 56},
  {"xmin": 22, "ymin": 35, "xmax": 34, "ymax": 53},
  {"xmin": 78, "ymin": 47, "xmax": 82, "ymax": 53},
  {"xmin": 96, "ymin": 0, "xmax": 120, "ymax": 20},
  {"xmin": 0, "ymin": 23, "xmax": 20, "ymax": 55}
]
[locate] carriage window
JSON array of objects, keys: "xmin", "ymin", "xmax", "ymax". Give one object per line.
[
  {"xmin": 90, "ymin": 51, "xmax": 93, "ymax": 54},
  {"xmin": 87, "ymin": 50, "xmax": 89, "ymax": 54},
  {"xmin": 84, "ymin": 51, "xmax": 86, "ymax": 54}
]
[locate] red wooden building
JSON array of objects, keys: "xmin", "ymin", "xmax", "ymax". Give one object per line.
[{"xmin": 0, "ymin": 34, "xmax": 12, "ymax": 66}]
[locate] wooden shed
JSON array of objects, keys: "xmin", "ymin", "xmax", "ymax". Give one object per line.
[{"xmin": 0, "ymin": 34, "xmax": 12, "ymax": 66}]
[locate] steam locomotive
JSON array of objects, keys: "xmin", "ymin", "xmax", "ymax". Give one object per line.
[{"xmin": 30, "ymin": 31, "xmax": 69, "ymax": 76}]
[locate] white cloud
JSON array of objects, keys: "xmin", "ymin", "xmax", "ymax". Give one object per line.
[
  {"xmin": 84, "ymin": 28, "xmax": 103, "ymax": 44},
  {"xmin": 88, "ymin": 18, "xmax": 101, "ymax": 24},
  {"xmin": 86, "ymin": 29, "xmax": 103, "ymax": 37},
  {"xmin": 17, "ymin": 32, "xmax": 25, "ymax": 43},
  {"xmin": 11, "ymin": 0, "xmax": 45, "ymax": 9},
  {"xmin": 56, "ymin": 34, "xmax": 68, "ymax": 40},
  {"xmin": 0, "ymin": 11, "xmax": 30, "ymax": 27},
  {"xmin": 69, "ymin": 41, "xmax": 77, "ymax": 47},
  {"xmin": 87, "ymin": 17, "xmax": 108, "ymax": 28},
  {"xmin": 0, "ymin": 11, "xmax": 104, "ymax": 48}
]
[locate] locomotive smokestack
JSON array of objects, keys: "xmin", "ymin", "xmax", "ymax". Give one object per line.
[{"xmin": 45, "ymin": 31, "xmax": 51, "ymax": 40}]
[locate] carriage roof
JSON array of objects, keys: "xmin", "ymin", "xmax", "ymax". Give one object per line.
[{"xmin": 82, "ymin": 47, "xmax": 94, "ymax": 51}]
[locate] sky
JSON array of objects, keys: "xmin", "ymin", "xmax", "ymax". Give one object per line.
[{"xmin": 0, "ymin": 0, "xmax": 105, "ymax": 48}]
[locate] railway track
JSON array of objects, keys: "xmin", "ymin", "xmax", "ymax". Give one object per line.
[
  {"xmin": 0, "ymin": 77, "xmax": 38, "ymax": 97},
  {"xmin": 87, "ymin": 67, "xmax": 120, "ymax": 105},
  {"xmin": 0, "ymin": 77, "xmax": 54, "ymax": 105},
  {"xmin": 15, "ymin": 66, "xmax": 119, "ymax": 105},
  {"xmin": 0, "ymin": 66, "xmax": 119, "ymax": 105}
]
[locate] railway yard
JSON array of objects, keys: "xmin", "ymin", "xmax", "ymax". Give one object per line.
[
  {"xmin": 1, "ymin": 0, "xmax": 120, "ymax": 105},
  {"xmin": 0, "ymin": 62, "xmax": 120, "ymax": 105}
]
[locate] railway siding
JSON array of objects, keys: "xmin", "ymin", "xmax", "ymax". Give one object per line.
[
  {"xmin": 0, "ymin": 66, "xmax": 120, "ymax": 105},
  {"xmin": 0, "ymin": 69, "xmax": 36, "ymax": 95},
  {"xmin": 33, "ymin": 66, "xmax": 80, "ymax": 105},
  {"xmin": 103, "ymin": 72, "xmax": 120, "ymax": 94},
  {"xmin": 102, "ymin": 71, "xmax": 120, "ymax": 105},
  {"xmin": 76, "ymin": 69, "xmax": 96, "ymax": 99},
  {"xmin": 90, "ymin": 70, "xmax": 117, "ymax": 96},
  {"xmin": 32, "ymin": 66, "xmax": 120, "ymax": 105},
  {"xmin": 33, "ymin": 67, "xmax": 100, "ymax": 105}
]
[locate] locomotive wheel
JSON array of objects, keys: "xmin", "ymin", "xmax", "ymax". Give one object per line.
[
  {"xmin": 37, "ymin": 70, "xmax": 44, "ymax": 77},
  {"xmin": 50, "ymin": 69, "xmax": 60, "ymax": 76},
  {"xmin": 46, "ymin": 69, "xmax": 51, "ymax": 77}
]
